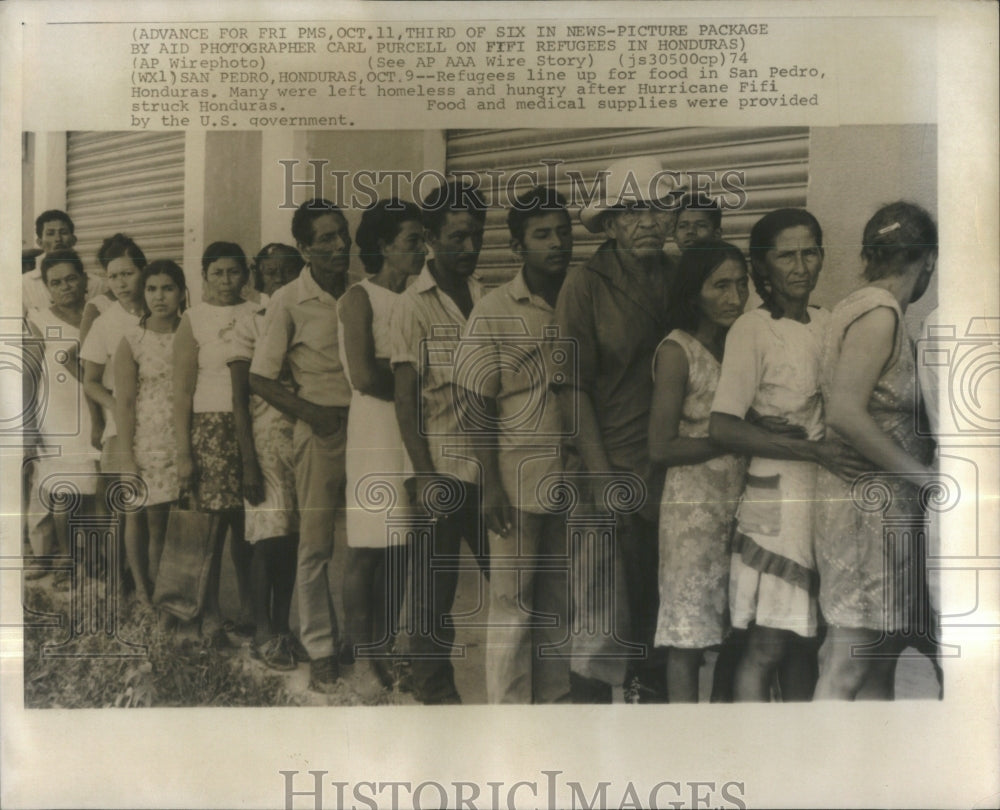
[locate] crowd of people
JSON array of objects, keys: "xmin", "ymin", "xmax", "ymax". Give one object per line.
[{"xmin": 22, "ymin": 156, "xmax": 942, "ymax": 704}]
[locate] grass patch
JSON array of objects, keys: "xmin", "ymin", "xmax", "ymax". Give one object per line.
[{"xmin": 23, "ymin": 580, "xmax": 302, "ymax": 708}]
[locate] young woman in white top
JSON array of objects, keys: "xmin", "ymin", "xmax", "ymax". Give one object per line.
[
  {"xmin": 80, "ymin": 234, "xmax": 147, "ymax": 456},
  {"xmin": 172, "ymin": 242, "xmax": 257, "ymax": 644}
]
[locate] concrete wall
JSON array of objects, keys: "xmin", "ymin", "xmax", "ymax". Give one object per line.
[
  {"xmin": 202, "ymin": 130, "xmax": 262, "ymax": 267},
  {"xmin": 808, "ymin": 125, "xmax": 938, "ymax": 336}
]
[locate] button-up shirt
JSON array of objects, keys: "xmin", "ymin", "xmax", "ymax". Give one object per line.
[
  {"xmin": 389, "ymin": 263, "xmax": 483, "ymax": 484},
  {"xmin": 456, "ymin": 268, "xmax": 566, "ymax": 512},
  {"xmin": 554, "ymin": 239, "xmax": 676, "ymax": 474},
  {"xmin": 250, "ymin": 265, "xmax": 352, "ymax": 407}
]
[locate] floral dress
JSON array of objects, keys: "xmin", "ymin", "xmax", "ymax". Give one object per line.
[
  {"xmin": 655, "ymin": 330, "xmax": 747, "ymax": 649},
  {"xmin": 815, "ymin": 287, "xmax": 936, "ymax": 632},
  {"xmin": 124, "ymin": 324, "xmax": 178, "ymax": 506}
]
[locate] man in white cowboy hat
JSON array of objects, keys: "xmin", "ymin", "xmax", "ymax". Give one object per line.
[{"xmin": 555, "ymin": 156, "xmax": 683, "ymax": 703}]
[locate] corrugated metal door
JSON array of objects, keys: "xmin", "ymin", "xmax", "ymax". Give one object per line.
[
  {"xmin": 446, "ymin": 127, "xmax": 810, "ymax": 287},
  {"xmin": 66, "ymin": 132, "xmax": 185, "ymax": 271}
]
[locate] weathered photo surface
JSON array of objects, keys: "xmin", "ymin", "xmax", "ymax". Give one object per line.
[{"xmin": 2, "ymin": 2, "xmax": 997, "ymax": 809}]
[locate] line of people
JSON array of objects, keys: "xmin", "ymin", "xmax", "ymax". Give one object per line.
[{"xmin": 22, "ymin": 159, "xmax": 941, "ymax": 704}]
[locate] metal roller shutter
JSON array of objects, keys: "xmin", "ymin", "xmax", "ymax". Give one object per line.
[
  {"xmin": 66, "ymin": 131, "xmax": 185, "ymax": 272},
  {"xmin": 445, "ymin": 127, "xmax": 810, "ymax": 287}
]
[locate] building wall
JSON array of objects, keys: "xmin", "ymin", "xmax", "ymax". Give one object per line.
[
  {"xmin": 203, "ymin": 130, "xmax": 263, "ymax": 270},
  {"xmin": 808, "ymin": 124, "xmax": 938, "ymax": 336}
]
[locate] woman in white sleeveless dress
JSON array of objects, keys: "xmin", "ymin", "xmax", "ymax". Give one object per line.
[{"xmin": 338, "ymin": 199, "xmax": 425, "ymax": 693}]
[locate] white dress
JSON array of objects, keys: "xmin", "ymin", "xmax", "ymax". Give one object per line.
[
  {"xmin": 338, "ymin": 279, "xmax": 411, "ymax": 548},
  {"xmin": 712, "ymin": 306, "xmax": 830, "ymax": 638},
  {"xmin": 26, "ymin": 307, "xmax": 100, "ymax": 496}
]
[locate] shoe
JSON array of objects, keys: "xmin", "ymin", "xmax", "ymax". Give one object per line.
[
  {"xmin": 23, "ymin": 561, "xmax": 50, "ymax": 581},
  {"xmin": 337, "ymin": 640, "xmax": 355, "ymax": 666},
  {"xmin": 350, "ymin": 659, "xmax": 388, "ymax": 702},
  {"xmin": 423, "ymin": 690, "xmax": 462, "ymax": 705},
  {"xmin": 308, "ymin": 655, "xmax": 340, "ymax": 693},
  {"xmin": 205, "ymin": 627, "xmax": 231, "ymax": 650},
  {"xmin": 371, "ymin": 657, "xmax": 396, "ymax": 690},
  {"xmin": 285, "ymin": 634, "xmax": 310, "ymax": 663},
  {"xmin": 393, "ymin": 659, "xmax": 413, "ymax": 693},
  {"xmin": 261, "ymin": 636, "xmax": 297, "ymax": 672}
]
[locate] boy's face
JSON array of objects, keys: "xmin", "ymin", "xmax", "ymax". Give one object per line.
[
  {"xmin": 514, "ymin": 210, "xmax": 573, "ymax": 277},
  {"xmin": 675, "ymin": 210, "xmax": 721, "ymax": 251},
  {"xmin": 37, "ymin": 219, "xmax": 76, "ymax": 253}
]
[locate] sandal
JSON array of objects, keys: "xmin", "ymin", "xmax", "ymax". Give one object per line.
[{"xmin": 262, "ymin": 636, "xmax": 297, "ymax": 671}]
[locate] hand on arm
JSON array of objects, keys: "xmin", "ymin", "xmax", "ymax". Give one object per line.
[
  {"xmin": 248, "ymin": 374, "xmax": 344, "ymax": 437},
  {"xmin": 648, "ymin": 339, "xmax": 722, "ymax": 470}
]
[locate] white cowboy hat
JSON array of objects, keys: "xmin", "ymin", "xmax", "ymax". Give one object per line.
[{"xmin": 579, "ymin": 156, "xmax": 686, "ymax": 234}]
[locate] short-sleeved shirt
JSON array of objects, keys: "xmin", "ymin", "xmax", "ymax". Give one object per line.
[
  {"xmin": 228, "ymin": 301, "xmax": 274, "ymax": 422},
  {"xmin": 456, "ymin": 268, "xmax": 567, "ymax": 512},
  {"xmin": 249, "ymin": 266, "xmax": 352, "ymax": 408},
  {"xmin": 712, "ymin": 306, "xmax": 830, "ymax": 441},
  {"xmin": 80, "ymin": 300, "xmax": 141, "ymax": 441},
  {"xmin": 389, "ymin": 263, "xmax": 484, "ymax": 484},
  {"xmin": 186, "ymin": 300, "xmax": 257, "ymax": 414},
  {"xmin": 22, "ymin": 267, "xmax": 50, "ymax": 314},
  {"xmin": 554, "ymin": 239, "xmax": 676, "ymax": 473}
]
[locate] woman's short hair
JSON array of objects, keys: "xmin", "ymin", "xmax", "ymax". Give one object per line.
[
  {"xmin": 861, "ymin": 201, "xmax": 938, "ymax": 281},
  {"xmin": 40, "ymin": 249, "xmax": 86, "ymax": 285},
  {"xmin": 252, "ymin": 243, "xmax": 304, "ymax": 290},
  {"xmin": 139, "ymin": 260, "xmax": 187, "ymax": 326},
  {"xmin": 201, "ymin": 241, "xmax": 249, "ymax": 278},
  {"xmin": 748, "ymin": 208, "xmax": 823, "ymax": 316},
  {"xmin": 355, "ymin": 198, "xmax": 423, "ymax": 274},
  {"xmin": 668, "ymin": 240, "xmax": 748, "ymax": 334},
  {"xmin": 97, "ymin": 233, "xmax": 147, "ymax": 272}
]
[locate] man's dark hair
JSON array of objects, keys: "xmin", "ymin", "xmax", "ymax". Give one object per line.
[
  {"xmin": 291, "ymin": 198, "xmax": 345, "ymax": 247},
  {"xmin": 40, "ymin": 248, "xmax": 86, "ymax": 284},
  {"xmin": 35, "ymin": 209, "xmax": 75, "ymax": 239},
  {"xmin": 677, "ymin": 193, "xmax": 722, "ymax": 230},
  {"xmin": 507, "ymin": 186, "xmax": 570, "ymax": 244},
  {"xmin": 421, "ymin": 181, "xmax": 487, "ymax": 238}
]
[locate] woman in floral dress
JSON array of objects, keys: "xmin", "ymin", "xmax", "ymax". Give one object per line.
[
  {"xmin": 115, "ymin": 260, "xmax": 187, "ymax": 606},
  {"xmin": 650, "ymin": 241, "xmax": 750, "ymax": 702}
]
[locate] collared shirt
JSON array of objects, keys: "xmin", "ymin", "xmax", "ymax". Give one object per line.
[
  {"xmin": 22, "ymin": 267, "xmax": 50, "ymax": 314},
  {"xmin": 457, "ymin": 268, "xmax": 566, "ymax": 513},
  {"xmin": 554, "ymin": 239, "xmax": 676, "ymax": 473},
  {"xmin": 250, "ymin": 265, "xmax": 352, "ymax": 407},
  {"xmin": 389, "ymin": 263, "xmax": 483, "ymax": 484}
]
